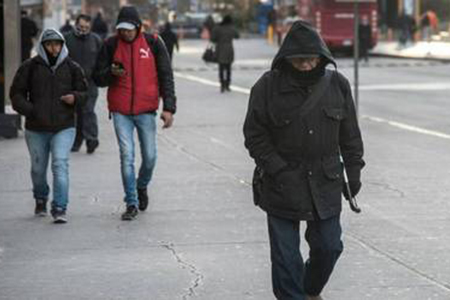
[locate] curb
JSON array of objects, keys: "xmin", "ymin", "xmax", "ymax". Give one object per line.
[{"xmin": 370, "ymin": 51, "xmax": 450, "ymax": 63}]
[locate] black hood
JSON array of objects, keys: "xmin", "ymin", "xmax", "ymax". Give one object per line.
[
  {"xmin": 116, "ymin": 6, "xmax": 141, "ymax": 28},
  {"xmin": 271, "ymin": 20, "xmax": 335, "ymax": 70}
]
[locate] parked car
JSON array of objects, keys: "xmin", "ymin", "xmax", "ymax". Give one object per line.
[{"xmin": 172, "ymin": 12, "xmax": 221, "ymax": 39}]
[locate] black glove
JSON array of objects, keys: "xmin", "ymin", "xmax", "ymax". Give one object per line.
[{"xmin": 342, "ymin": 180, "xmax": 361, "ymax": 200}]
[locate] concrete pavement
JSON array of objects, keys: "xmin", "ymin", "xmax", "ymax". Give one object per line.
[{"xmin": 1, "ymin": 38, "xmax": 450, "ymax": 300}]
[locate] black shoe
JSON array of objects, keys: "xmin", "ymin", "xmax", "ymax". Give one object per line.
[
  {"xmin": 86, "ymin": 140, "xmax": 99, "ymax": 154},
  {"xmin": 71, "ymin": 141, "xmax": 82, "ymax": 152},
  {"xmin": 34, "ymin": 199, "xmax": 47, "ymax": 217},
  {"xmin": 51, "ymin": 207, "xmax": 67, "ymax": 224},
  {"xmin": 137, "ymin": 188, "xmax": 149, "ymax": 211},
  {"xmin": 121, "ymin": 205, "xmax": 138, "ymax": 221}
]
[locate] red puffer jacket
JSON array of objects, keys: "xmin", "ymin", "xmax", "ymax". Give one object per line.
[{"xmin": 107, "ymin": 33, "xmax": 159, "ymax": 115}]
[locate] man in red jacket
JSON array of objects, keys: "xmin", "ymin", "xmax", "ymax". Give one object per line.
[{"xmin": 94, "ymin": 6, "xmax": 176, "ymax": 221}]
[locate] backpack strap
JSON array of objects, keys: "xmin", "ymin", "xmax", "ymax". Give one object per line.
[
  {"xmin": 143, "ymin": 32, "xmax": 159, "ymax": 55},
  {"xmin": 65, "ymin": 58, "xmax": 80, "ymax": 87}
]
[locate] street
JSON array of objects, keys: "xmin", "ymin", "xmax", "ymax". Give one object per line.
[{"xmin": 1, "ymin": 38, "xmax": 450, "ymax": 299}]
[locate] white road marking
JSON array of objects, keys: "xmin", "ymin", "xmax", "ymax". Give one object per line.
[
  {"xmin": 360, "ymin": 82, "xmax": 450, "ymax": 91},
  {"xmin": 362, "ymin": 115, "xmax": 450, "ymax": 140},
  {"xmin": 175, "ymin": 72, "xmax": 450, "ymax": 140}
]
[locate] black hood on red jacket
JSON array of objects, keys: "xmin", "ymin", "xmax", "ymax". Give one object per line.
[
  {"xmin": 271, "ymin": 20, "xmax": 335, "ymax": 70},
  {"xmin": 116, "ymin": 6, "xmax": 141, "ymax": 28}
]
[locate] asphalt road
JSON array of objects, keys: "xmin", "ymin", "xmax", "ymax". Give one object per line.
[{"xmin": 1, "ymin": 38, "xmax": 450, "ymax": 300}]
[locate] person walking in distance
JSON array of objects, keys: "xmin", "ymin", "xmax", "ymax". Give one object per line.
[
  {"xmin": 210, "ymin": 15, "xmax": 239, "ymax": 93},
  {"xmin": 243, "ymin": 21, "xmax": 365, "ymax": 300},
  {"xmin": 92, "ymin": 12, "xmax": 109, "ymax": 40},
  {"xmin": 10, "ymin": 29, "xmax": 88, "ymax": 223},
  {"xmin": 21, "ymin": 10, "xmax": 38, "ymax": 62},
  {"xmin": 65, "ymin": 14, "xmax": 103, "ymax": 154},
  {"xmin": 358, "ymin": 15, "xmax": 372, "ymax": 63},
  {"xmin": 160, "ymin": 22, "xmax": 179, "ymax": 62},
  {"xmin": 93, "ymin": 6, "xmax": 176, "ymax": 221}
]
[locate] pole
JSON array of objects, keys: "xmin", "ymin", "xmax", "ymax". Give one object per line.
[
  {"xmin": 353, "ymin": 0, "xmax": 359, "ymax": 116},
  {"xmin": 3, "ymin": 0, "xmax": 21, "ymax": 107}
]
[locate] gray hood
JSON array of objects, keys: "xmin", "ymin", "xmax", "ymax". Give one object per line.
[{"xmin": 37, "ymin": 28, "xmax": 69, "ymax": 70}]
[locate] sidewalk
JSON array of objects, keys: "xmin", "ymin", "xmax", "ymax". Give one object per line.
[
  {"xmin": 1, "ymin": 39, "xmax": 450, "ymax": 300},
  {"xmin": 372, "ymin": 40, "xmax": 450, "ymax": 61}
]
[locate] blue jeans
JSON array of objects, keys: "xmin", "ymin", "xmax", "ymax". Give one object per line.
[
  {"xmin": 25, "ymin": 128, "xmax": 75, "ymax": 211},
  {"xmin": 112, "ymin": 113, "xmax": 157, "ymax": 207},
  {"xmin": 268, "ymin": 214, "xmax": 343, "ymax": 300}
]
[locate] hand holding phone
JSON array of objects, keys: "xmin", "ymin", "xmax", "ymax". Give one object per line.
[{"xmin": 111, "ymin": 61, "xmax": 126, "ymax": 77}]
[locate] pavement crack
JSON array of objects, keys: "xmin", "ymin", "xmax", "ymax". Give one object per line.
[
  {"xmin": 347, "ymin": 232, "xmax": 450, "ymax": 293},
  {"xmin": 159, "ymin": 134, "xmax": 251, "ymax": 187},
  {"xmin": 366, "ymin": 180, "xmax": 406, "ymax": 198},
  {"xmin": 160, "ymin": 241, "xmax": 204, "ymax": 300}
]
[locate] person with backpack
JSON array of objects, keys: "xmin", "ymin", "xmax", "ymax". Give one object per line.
[
  {"xmin": 93, "ymin": 6, "xmax": 176, "ymax": 221},
  {"xmin": 10, "ymin": 29, "xmax": 88, "ymax": 224},
  {"xmin": 65, "ymin": 14, "xmax": 103, "ymax": 154},
  {"xmin": 243, "ymin": 21, "xmax": 365, "ymax": 300}
]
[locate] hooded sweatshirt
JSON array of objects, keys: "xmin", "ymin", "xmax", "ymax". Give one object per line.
[{"xmin": 37, "ymin": 28, "xmax": 70, "ymax": 71}]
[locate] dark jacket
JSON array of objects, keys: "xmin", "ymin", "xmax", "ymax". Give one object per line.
[
  {"xmin": 21, "ymin": 16, "xmax": 38, "ymax": 49},
  {"xmin": 160, "ymin": 23, "xmax": 179, "ymax": 58},
  {"xmin": 92, "ymin": 13, "xmax": 108, "ymax": 39},
  {"xmin": 10, "ymin": 29, "xmax": 88, "ymax": 132},
  {"xmin": 243, "ymin": 21, "xmax": 364, "ymax": 221},
  {"xmin": 65, "ymin": 31, "xmax": 103, "ymax": 81},
  {"xmin": 210, "ymin": 21, "xmax": 239, "ymax": 64}
]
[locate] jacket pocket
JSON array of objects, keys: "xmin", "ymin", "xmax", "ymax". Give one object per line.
[
  {"xmin": 320, "ymin": 156, "xmax": 344, "ymax": 208},
  {"xmin": 261, "ymin": 166, "xmax": 309, "ymax": 212},
  {"xmin": 322, "ymin": 156, "xmax": 342, "ymax": 181},
  {"xmin": 323, "ymin": 107, "xmax": 346, "ymax": 121},
  {"xmin": 322, "ymin": 107, "xmax": 345, "ymax": 144}
]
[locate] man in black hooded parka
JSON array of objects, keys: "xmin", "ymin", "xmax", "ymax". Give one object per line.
[{"xmin": 243, "ymin": 21, "xmax": 365, "ymax": 300}]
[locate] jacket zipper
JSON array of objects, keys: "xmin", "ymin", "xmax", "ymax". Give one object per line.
[
  {"xmin": 51, "ymin": 68, "xmax": 55, "ymax": 126},
  {"xmin": 130, "ymin": 43, "xmax": 135, "ymax": 115}
]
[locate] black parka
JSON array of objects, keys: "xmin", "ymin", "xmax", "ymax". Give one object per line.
[
  {"xmin": 243, "ymin": 21, "xmax": 365, "ymax": 221},
  {"xmin": 10, "ymin": 29, "xmax": 88, "ymax": 132}
]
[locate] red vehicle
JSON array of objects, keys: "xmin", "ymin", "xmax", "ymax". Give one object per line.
[{"xmin": 298, "ymin": 0, "xmax": 378, "ymax": 50}]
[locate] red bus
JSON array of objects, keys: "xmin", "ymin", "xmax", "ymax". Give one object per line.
[{"xmin": 297, "ymin": 0, "xmax": 378, "ymax": 50}]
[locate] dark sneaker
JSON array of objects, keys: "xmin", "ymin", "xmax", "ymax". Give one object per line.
[
  {"xmin": 34, "ymin": 199, "xmax": 47, "ymax": 217},
  {"xmin": 137, "ymin": 188, "xmax": 149, "ymax": 211},
  {"xmin": 51, "ymin": 207, "xmax": 67, "ymax": 224},
  {"xmin": 71, "ymin": 139, "xmax": 83, "ymax": 152},
  {"xmin": 121, "ymin": 205, "xmax": 138, "ymax": 221},
  {"xmin": 86, "ymin": 140, "xmax": 99, "ymax": 154}
]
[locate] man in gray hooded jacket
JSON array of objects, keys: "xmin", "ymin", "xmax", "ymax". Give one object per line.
[
  {"xmin": 10, "ymin": 29, "xmax": 88, "ymax": 224},
  {"xmin": 244, "ymin": 21, "xmax": 364, "ymax": 300}
]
